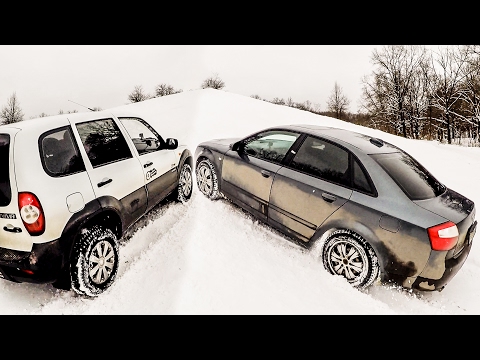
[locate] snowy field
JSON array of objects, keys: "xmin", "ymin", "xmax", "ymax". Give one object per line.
[{"xmin": 1, "ymin": 88, "xmax": 480, "ymax": 315}]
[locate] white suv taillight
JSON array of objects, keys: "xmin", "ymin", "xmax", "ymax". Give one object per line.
[
  {"xmin": 18, "ymin": 192, "xmax": 45, "ymax": 236},
  {"xmin": 427, "ymin": 221, "xmax": 459, "ymax": 251}
]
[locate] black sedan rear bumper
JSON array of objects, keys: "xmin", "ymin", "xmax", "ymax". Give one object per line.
[{"xmin": 412, "ymin": 220, "xmax": 477, "ymax": 291}]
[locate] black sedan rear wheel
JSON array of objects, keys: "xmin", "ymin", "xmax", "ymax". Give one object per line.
[{"xmin": 321, "ymin": 230, "xmax": 379, "ymax": 289}]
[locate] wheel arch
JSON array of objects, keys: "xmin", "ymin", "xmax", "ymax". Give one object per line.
[
  {"xmin": 195, "ymin": 147, "xmax": 223, "ymax": 189},
  {"xmin": 178, "ymin": 148, "xmax": 193, "ymax": 171},
  {"xmin": 310, "ymin": 219, "xmax": 387, "ymax": 277},
  {"xmin": 60, "ymin": 197, "xmax": 123, "ymax": 267},
  {"xmin": 175, "ymin": 149, "xmax": 194, "ymax": 203},
  {"xmin": 195, "ymin": 147, "xmax": 216, "ymax": 166}
]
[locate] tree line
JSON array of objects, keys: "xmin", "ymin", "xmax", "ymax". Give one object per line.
[
  {"xmin": 0, "ymin": 73, "xmax": 226, "ymax": 123},
  {"xmin": 4, "ymin": 46, "xmax": 480, "ymax": 146},
  {"xmin": 360, "ymin": 45, "xmax": 480, "ymax": 145}
]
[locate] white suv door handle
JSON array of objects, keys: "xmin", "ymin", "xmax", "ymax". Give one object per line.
[
  {"xmin": 97, "ymin": 178, "xmax": 113, "ymax": 187},
  {"xmin": 144, "ymin": 161, "xmax": 153, "ymax": 168}
]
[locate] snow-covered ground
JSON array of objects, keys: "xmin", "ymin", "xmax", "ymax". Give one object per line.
[{"xmin": 2, "ymin": 88, "xmax": 480, "ymax": 314}]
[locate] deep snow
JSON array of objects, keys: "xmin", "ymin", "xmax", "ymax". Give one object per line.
[{"xmin": 1, "ymin": 88, "xmax": 480, "ymax": 314}]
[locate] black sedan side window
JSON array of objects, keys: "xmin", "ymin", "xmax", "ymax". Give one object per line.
[
  {"xmin": 353, "ymin": 158, "xmax": 373, "ymax": 194},
  {"xmin": 243, "ymin": 130, "xmax": 300, "ymax": 164},
  {"xmin": 290, "ymin": 136, "xmax": 350, "ymax": 187}
]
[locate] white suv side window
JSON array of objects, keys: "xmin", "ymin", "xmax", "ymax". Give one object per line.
[
  {"xmin": 40, "ymin": 127, "xmax": 86, "ymax": 177},
  {"xmin": 76, "ymin": 118, "xmax": 132, "ymax": 168},
  {"xmin": 119, "ymin": 117, "xmax": 165, "ymax": 155}
]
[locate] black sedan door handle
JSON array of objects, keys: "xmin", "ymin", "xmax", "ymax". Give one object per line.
[
  {"xmin": 321, "ymin": 193, "xmax": 336, "ymax": 203},
  {"xmin": 98, "ymin": 178, "xmax": 113, "ymax": 187},
  {"xmin": 144, "ymin": 161, "xmax": 153, "ymax": 168},
  {"xmin": 261, "ymin": 170, "xmax": 271, "ymax": 178}
]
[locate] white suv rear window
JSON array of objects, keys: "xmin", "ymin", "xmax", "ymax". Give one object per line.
[
  {"xmin": 0, "ymin": 134, "xmax": 11, "ymax": 206},
  {"xmin": 40, "ymin": 127, "xmax": 85, "ymax": 177}
]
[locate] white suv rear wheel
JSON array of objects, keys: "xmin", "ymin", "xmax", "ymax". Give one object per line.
[{"xmin": 71, "ymin": 225, "xmax": 119, "ymax": 297}]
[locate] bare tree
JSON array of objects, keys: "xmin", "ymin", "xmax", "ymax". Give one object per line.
[
  {"xmin": 30, "ymin": 112, "xmax": 49, "ymax": 119},
  {"xmin": 1, "ymin": 92, "xmax": 24, "ymax": 124},
  {"xmin": 360, "ymin": 45, "xmax": 428, "ymax": 138},
  {"xmin": 404, "ymin": 53, "xmax": 434, "ymax": 139},
  {"xmin": 272, "ymin": 97, "xmax": 285, "ymax": 105},
  {"xmin": 327, "ymin": 82, "xmax": 350, "ymax": 119},
  {"xmin": 128, "ymin": 85, "xmax": 151, "ymax": 103},
  {"xmin": 451, "ymin": 46, "xmax": 480, "ymax": 143},
  {"xmin": 155, "ymin": 83, "xmax": 182, "ymax": 97},
  {"xmin": 201, "ymin": 73, "xmax": 225, "ymax": 90},
  {"xmin": 312, "ymin": 102, "xmax": 322, "ymax": 114},
  {"xmin": 428, "ymin": 46, "xmax": 472, "ymax": 144}
]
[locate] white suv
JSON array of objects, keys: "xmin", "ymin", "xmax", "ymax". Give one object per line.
[{"xmin": 0, "ymin": 110, "xmax": 193, "ymax": 296}]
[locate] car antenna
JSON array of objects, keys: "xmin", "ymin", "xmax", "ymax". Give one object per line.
[
  {"xmin": 68, "ymin": 100, "xmax": 95, "ymax": 112},
  {"xmin": 370, "ymin": 137, "xmax": 384, "ymax": 147}
]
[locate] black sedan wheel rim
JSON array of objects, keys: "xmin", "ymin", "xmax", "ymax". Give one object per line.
[
  {"xmin": 326, "ymin": 239, "xmax": 368, "ymax": 282},
  {"xmin": 197, "ymin": 164, "xmax": 213, "ymax": 196}
]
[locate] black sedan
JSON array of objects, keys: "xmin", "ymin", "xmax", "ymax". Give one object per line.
[{"xmin": 194, "ymin": 124, "xmax": 477, "ymax": 292}]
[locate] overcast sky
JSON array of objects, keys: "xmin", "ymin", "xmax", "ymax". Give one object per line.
[{"xmin": 0, "ymin": 45, "xmax": 385, "ymax": 119}]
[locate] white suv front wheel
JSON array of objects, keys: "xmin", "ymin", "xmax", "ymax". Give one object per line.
[{"xmin": 177, "ymin": 163, "xmax": 193, "ymax": 203}]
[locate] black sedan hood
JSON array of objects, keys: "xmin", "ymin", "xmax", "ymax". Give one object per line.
[
  {"xmin": 200, "ymin": 137, "xmax": 241, "ymax": 154},
  {"xmin": 414, "ymin": 188, "xmax": 475, "ymax": 224}
]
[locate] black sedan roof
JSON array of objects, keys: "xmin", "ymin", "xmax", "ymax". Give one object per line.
[{"xmin": 280, "ymin": 124, "xmax": 400, "ymax": 155}]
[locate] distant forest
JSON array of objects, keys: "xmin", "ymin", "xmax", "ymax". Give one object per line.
[
  {"xmin": 3, "ymin": 45, "xmax": 480, "ymax": 146},
  {"xmin": 249, "ymin": 45, "xmax": 480, "ymax": 147}
]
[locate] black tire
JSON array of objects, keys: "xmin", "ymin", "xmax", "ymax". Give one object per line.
[
  {"xmin": 71, "ymin": 225, "xmax": 120, "ymax": 297},
  {"xmin": 196, "ymin": 158, "xmax": 220, "ymax": 200},
  {"xmin": 321, "ymin": 230, "xmax": 379, "ymax": 289},
  {"xmin": 177, "ymin": 163, "xmax": 193, "ymax": 203}
]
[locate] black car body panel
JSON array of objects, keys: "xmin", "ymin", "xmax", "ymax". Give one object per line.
[{"xmin": 195, "ymin": 124, "xmax": 476, "ymax": 292}]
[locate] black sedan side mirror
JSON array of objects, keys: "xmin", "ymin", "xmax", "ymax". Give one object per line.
[
  {"xmin": 230, "ymin": 141, "xmax": 244, "ymax": 152},
  {"xmin": 165, "ymin": 138, "xmax": 178, "ymax": 149}
]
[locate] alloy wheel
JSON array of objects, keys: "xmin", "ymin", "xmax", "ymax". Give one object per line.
[
  {"xmin": 88, "ymin": 240, "xmax": 116, "ymax": 285},
  {"xmin": 327, "ymin": 239, "xmax": 367, "ymax": 281},
  {"xmin": 197, "ymin": 164, "xmax": 213, "ymax": 195},
  {"xmin": 180, "ymin": 166, "xmax": 192, "ymax": 196}
]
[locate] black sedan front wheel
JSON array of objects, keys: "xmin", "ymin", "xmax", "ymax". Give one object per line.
[
  {"xmin": 321, "ymin": 230, "xmax": 379, "ymax": 290},
  {"xmin": 196, "ymin": 158, "xmax": 220, "ymax": 200}
]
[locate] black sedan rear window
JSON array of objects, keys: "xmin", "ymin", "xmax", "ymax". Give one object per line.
[
  {"xmin": 0, "ymin": 134, "xmax": 11, "ymax": 206},
  {"xmin": 371, "ymin": 152, "xmax": 445, "ymax": 200}
]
